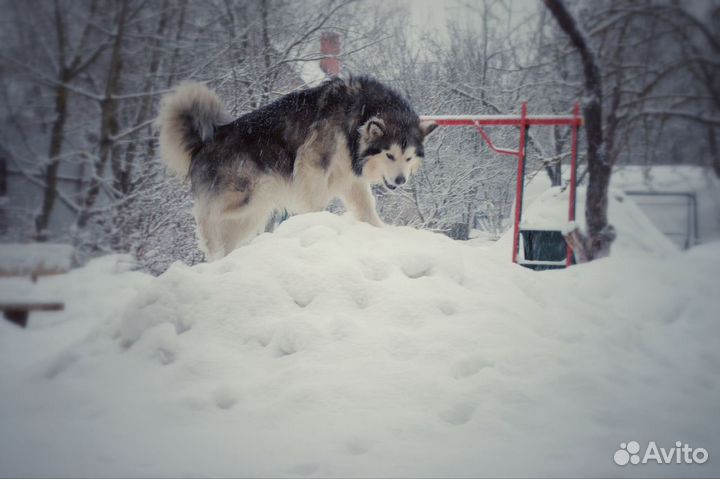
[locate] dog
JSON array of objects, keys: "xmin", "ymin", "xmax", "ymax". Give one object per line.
[{"xmin": 157, "ymin": 76, "xmax": 437, "ymax": 261}]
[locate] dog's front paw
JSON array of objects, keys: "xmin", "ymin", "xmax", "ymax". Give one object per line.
[{"xmin": 353, "ymin": 212, "xmax": 384, "ymax": 227}]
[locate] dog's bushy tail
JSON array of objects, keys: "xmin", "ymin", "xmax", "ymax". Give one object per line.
[{"xmin": 156, "ymin": 82, "xmax": 230, "ymax": 178}]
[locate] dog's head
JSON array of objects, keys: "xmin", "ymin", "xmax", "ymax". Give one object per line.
[{"xmin": 357, "ymin": 116, "xmax": 437, "ymax": 190}]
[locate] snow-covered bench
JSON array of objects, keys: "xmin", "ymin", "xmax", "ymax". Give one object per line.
[
  {"xmin": 0, "ymin": 243, "xmax": 73, "ymax": 281},
  {"xmin": 0, "ymin": 243, "xmax": 72, "ymax": 327}
]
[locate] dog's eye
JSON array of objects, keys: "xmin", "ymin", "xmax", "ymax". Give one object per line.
[
  {"xmin": 406, "ymin": 157, "xmax": 412, "ymax": 162},
  {"xmin": 386, "ymin": 153, "xmax": 395, "ymax": 161}
]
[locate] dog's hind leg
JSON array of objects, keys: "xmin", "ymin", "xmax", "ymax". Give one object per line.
[
  {"xmin": 342, "ymin": 181, "xmax": 384, "ymax": 227},
  {"xmin": 216, "ymin": 182, "xmax": 276, "ymax": 256},
  {"xmin": 195, "ymin": 173, "xmax": 277, "ymax": 260},
  {"xmin": 194, "ymin": 201, "xmax": 226, "ymax": 262}
]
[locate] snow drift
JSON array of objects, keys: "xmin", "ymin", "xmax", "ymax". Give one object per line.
[{"xmin": 1, "ymin": 212, "xmax": 719, "ymax": 477}]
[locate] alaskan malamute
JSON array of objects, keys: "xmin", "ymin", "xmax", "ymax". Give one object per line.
[{"xmin": 157, "ymin": 76, "xmax": 437, "ymax": 261}]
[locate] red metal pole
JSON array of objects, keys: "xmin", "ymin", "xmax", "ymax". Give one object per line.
[
  {"xmin": 512, "ymin": 103, "xmax": 528, "ymax": 264},
  {"xmin": 566, "ymin": 102, "xmax": 581, "ymax": 266}
]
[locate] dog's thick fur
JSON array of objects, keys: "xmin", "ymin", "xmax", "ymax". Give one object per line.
[{"xmin": 157, "ymin": 76, "xmax": 437, "ymax": 261}]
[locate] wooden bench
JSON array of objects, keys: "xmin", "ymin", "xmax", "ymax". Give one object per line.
[
  {"xmin": 1, "ymin": 302, "xmax": 65, "ymax": 327},
  {"xmin": 0, "ymin": 243, "xmax": 73, "ymax": 328}
]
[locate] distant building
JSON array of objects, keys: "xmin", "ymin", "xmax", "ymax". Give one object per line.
[{"xmin": 301, "ymin": 32, "xmax": 342, "ymax": 85}]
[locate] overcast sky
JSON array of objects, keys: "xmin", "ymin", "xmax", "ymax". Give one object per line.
[{"xmin": 405, "ymin": 0, "xmax": 541, "ymax": 47}]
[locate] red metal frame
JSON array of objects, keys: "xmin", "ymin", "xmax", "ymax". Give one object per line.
[
  {"xmin": 566, "ymin": 103, "xmax": 581, "ymax": 266},
  {"xmin": 421, "ymin": 102, "xmax": 582, "ymax": 267}
]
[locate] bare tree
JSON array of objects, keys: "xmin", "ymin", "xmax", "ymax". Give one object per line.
[
  {"xmin": 544, "ymin": 0, "xmax": 615, "ymax": 259},
  {"xmin": 1, "ymin": 1, "xmax": 111, "ymax": 239}
]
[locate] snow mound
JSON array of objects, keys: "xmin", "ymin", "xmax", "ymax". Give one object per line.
[
  {"xmin": 1, "ymin": 213, "xmax": 719, "ymax": 477},
  {"xmin": 120, "ymin": 213, "xmax": 478, "ymax": 349}
]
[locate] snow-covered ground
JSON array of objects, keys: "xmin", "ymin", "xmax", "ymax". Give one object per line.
[{"xmin": 1, "ymin": 208, "xmax": 719, "ymax": 477}]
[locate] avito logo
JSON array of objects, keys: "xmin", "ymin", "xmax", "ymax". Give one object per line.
[{"xmin": 614, "ymin": 441, "xmax": 709, "ymax": 466}]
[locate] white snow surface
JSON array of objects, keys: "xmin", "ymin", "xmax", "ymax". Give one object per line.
[{"xmin": 1, "ymin": 213, "xmax": 719, "ymax": 477}]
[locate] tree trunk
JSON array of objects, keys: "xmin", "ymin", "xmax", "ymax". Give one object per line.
[
  {"xmin": 115, "ymin": 0, "xmax": 170, "ymax": 196},
  {"xmin": 111, "ymin": 0, "xmax": 172, "ymax": 251},
  {"xmin": 0, "ymin": 153, "xmax": 7, "ymax": 236},
  {"xmin": 35, "ymin": 1, "xmax": 72, "ymax": 240},
  {"xmin": 34, "ymin": 0, "xmax": 103, "ymax": 239},
  {"xmin": 260, "ymin": 0, "xmax": 272, "ymax": 104},
  {"xmin": 35, "ymin": 78, "xmax": 69, "ymax": 240},
  {"xmin": 77, "ymin": 1, "xmax": 129, "ymax": 229},
  {"xmin": 544, "ymin": 0, "xmax": 615, "ymax": 259},
  {"xmin": 165, "ymin": 0, "xmax": 188, "ymax": 89},
  {"xmin": 709, "ymin": 127, "xmax": 720, "ymax": 178},
  {"xmin": 546, "ymin": 126, "xmax": 564, "ymax": 187}
]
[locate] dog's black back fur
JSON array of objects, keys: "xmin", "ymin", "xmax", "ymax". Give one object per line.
[{"xmin": 188, "ymin": 76, "xmax": 424, "ymax": 191}]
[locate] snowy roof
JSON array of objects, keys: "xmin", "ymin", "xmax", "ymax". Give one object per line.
[
  {"xmin": 611, "ymin": 165, "xmax": 719, "ymax": 193},
  {"xmin": 299, "ymin": 60, "xmax": 328, "ymax": 86}
]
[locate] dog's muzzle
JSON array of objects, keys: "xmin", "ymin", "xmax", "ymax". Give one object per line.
[{"xmin": 383, "ymin": 177, "xmax": 397, "ymax": 190}]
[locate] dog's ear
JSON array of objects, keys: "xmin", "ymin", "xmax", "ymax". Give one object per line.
[
  {"xmin": 420, "ymin": 119, "xmax": 438, "ymax": 139},
  {"xmin": 361, "ymin": 117, "xmax": 385, "ymax": 140}
]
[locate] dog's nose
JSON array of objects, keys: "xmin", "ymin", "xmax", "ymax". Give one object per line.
[{"xmin": 395, "ymin": 175, "xmax": 406, "ymax": 185}]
